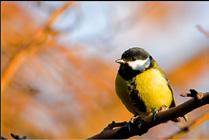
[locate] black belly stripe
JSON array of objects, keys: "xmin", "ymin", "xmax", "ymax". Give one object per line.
[{"xmin": 129, "ymin": 78, "xmax": 146, "ymax": 113}]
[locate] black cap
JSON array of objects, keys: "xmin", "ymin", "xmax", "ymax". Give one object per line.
[{"xmin": 121, "ymin": 47, "xmax": 150, "ymax": 61}]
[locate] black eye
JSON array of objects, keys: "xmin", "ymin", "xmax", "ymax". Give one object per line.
[{"xmin": 132, "ymin": 57, "xmax": 136, "ymax": 61}]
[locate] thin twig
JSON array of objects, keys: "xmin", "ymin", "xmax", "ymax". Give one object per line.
[
  {"xmin": 167, "ymin": 112, "xmax": 209, "ymax": 139},
  {"xmin": 0, "ymin": 133, "xmax": 27, "ymax": 140},
  {"xmin": 11, "ymin": 133, "xmax": 27, "ymax": 140},
  {"xmin": 196, "ymin": 24, "xmax": 209, "ymax": 38}
]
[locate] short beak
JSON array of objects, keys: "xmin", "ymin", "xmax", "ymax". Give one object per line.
[{"xmin": 115, "ymin": 59, "xmax": 125, "ymax": 64}]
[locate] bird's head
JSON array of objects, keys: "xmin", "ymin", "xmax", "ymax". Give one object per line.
[{"xmin": 116, "ymin": 47, "xmax": 152, "ymax": 73}]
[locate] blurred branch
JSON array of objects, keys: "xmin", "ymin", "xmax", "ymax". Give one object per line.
[
  {"xmin": 167, "ymin": 112, "xmax": 209, "ymax": 139},
  {"xmin": 11, "ymin": 133, "xmax": 27, "ymax": 140},
  {"xmin": 88, "ymin": 89, "xmax": 209, "ymax": 139},
  {"xmin": 1, "ymin": 133, "xmax": 26, "ymax": 140},
  {"xmin": 168, "ymin": 47, "xmax": 209, "ymax": 88},
  {"xmin": 196, "ymin": 25, "xmax": 209, "ymax": 38},
  {"xmin": 109, "ymin": 3, "xmax": 160, "ymax": 42},
  {"xmin": 1, "ymin": 2, "xmax": 75, "ymax": 93},
  {"xmin": 45, "ymin": 2, "xmax": 75, "ymax": 28},
  {"xmin": 34, "ymin": 1, "xmax": 81, "ymax": 32},
  {"xmin": 0, "ymin": 136, "xmax": 7, "ymax": 140}
]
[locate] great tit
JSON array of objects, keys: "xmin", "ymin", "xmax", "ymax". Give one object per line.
[{"xmin": 115, "ymin": 47, "xmax": 179, "ymax": 121}]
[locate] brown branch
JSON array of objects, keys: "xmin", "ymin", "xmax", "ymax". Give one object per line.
[
  {"xmin": 11, "ymin": 133, "xmax": 26, "ymax": 140},
  {"xmin": 1, "ymin": 2, "xmax": 75, "ymax": 94},
  {"xmin": 1, "ymin": 133, "xmax": 26, "ymax": 140},
  {"xmin": 88, "ymin": 89, "xmax": 209, "ymax": 139},
  {"xmin": 45, "ymin": 1, "xmax": 75, "ymax": 28},
  {"xmin": 196, "ymin": 24, "xmax": 209, "ymax": 38},
  {"xmin": 167, "ymin": 111, "xmax": 209, "ymax": 139}
]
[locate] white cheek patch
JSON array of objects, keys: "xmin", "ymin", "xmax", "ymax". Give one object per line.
[{"xmin": 127, "ymin": 57, "xmax": 150, "ymax": 71}]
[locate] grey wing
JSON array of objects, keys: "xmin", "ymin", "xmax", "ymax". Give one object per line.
[
  {"xmin": 156, "ymin": 64, "xmax": 181, "ymax": 121},
  {"xmin": 167, "ymin": 80, "xmax": 182, "ymax": 122},
  {"xmin": 167, "ymin": 81, "xmax": 176, "ymax": 108}
]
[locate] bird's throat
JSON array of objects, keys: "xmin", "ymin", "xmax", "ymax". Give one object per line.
[{"xmin": 118, "ymin": 64, "xmax": 140, "ymax": 80}]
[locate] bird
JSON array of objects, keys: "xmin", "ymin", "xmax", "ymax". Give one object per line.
[{"xmin": 115, "ymin": 47, "xmax": 182, "ymax": 122}]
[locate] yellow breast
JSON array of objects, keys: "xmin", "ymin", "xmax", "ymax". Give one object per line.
[{"xmin": 135, "ymin": 68, "xmax": 173, "ymax": 113}]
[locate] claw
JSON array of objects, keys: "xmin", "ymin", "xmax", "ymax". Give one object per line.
[
  {"xmin": 159, "ymin": 105, "xmax": 168, "ymax": 112},
  {"xmin": 127, "ymin": 115, "xmax": 143, "ymax": 132},
  {"xmin": 183, "ymin": 115, "xmax": 188, "ymax": 122},
  {"xmin": 152, "ymin": 109, "xmax": 158, "ymax": 121},
  {"xmin": 126, "ymin": 122, "xmax": 132, "ymax": 132},
  {"xmin": 130, "ymin": 114, "xmax": 141, "ymax": 123}
]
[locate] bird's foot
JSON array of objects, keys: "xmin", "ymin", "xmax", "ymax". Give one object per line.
[
  {"xmin": 125, "ymin": 117, "xmax": 148, "ymax": 135},
  {"xmin": 159, "ymin": 105, "xmax": 168, "ymax": 112},
  {"xmin": 127, "ymin": 115, "xmax": 142, "ymax": 132},
  {"xmin": 130, "ymin": 114, "xmax": 142, "ymax": 123},
  {"xmin": 152, "ymin": 105, "xmax": 169, "ymax": 121}
]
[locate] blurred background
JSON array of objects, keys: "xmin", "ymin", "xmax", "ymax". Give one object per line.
[{"xmin": 1, "ymin": 1, "xmax": 209, "ymax": 139}]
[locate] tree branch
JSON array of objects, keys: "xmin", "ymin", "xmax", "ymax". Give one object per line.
[
  {"xmin": 1, "ymin": 2, "xmax": 75, "ymax": 94},
  {"xmin": 196, "ymin": 24, "xmax": 209, "ymax": 38},
  {"xmin": 88, "ymin": 89, "xmax": 209, "ymax": 139},
  {"xmin": 1, "ymin": 133, "xmax": 27, "ymax": 140},
  {"xmin": 167, "ymin": 112, "xmax": 209, "ymax": 139}
]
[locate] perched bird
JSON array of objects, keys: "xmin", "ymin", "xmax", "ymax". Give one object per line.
[{"xmin": 115, "ymin": 47, "xmax": 180, "ymax": 121}]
